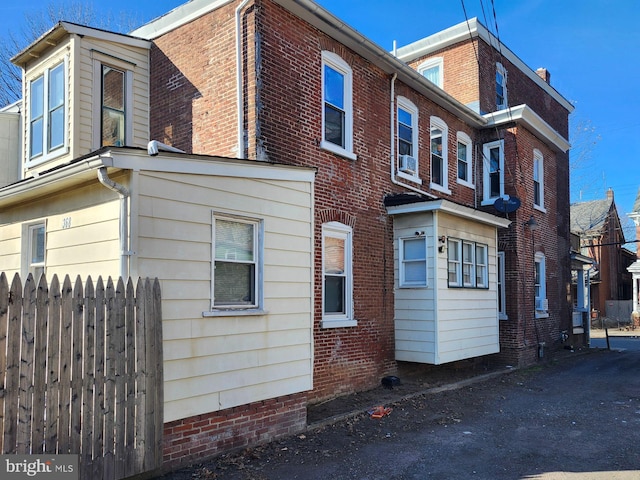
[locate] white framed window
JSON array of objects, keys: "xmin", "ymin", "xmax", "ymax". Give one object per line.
[
  {"xmin": 497, "ymin": 251, "xmax": 507, "ymax": 319},
  {"xmin": 475, "ymin": 244, "xmax": 488, "ymax": 288},
  {"xmin": 321, "ymin": 51, "xmax": 355, "ymax": 160},
  {"xmin": 456, "ymin": 131, "xmax": 474, "ymax": 188},
  {"xmin": 447, "ymin": 238, "xmax": 489, "ymax": 289},
  {"xmin": 482, "ymin": 139, "xmax": 504, "ymax": 205},
  {"xmin": 534, "ymin": 252, "xmax": 548, "ymax": 316},
  {"xmin": 496, "ymin": 62, "xmax": 508, "ymax": 110},
  {"xmin": 27, "ymin": 58, "xmax": 68, "ymax": 165},
  {"xmin": 92, "ymin": 54, "xmax": 134, "ymax": 150},
  {"xmin": 418, "ymin": 57, "xmax": 443, "ymax": 88},
  {"xmin": 533, "ymin": 149, "xmax": 546, "ymax": 211},
  {"xmin": 322, "ymin": 222, "xmax": 355, "ymax": 327},
  {"xmin": 430, "ymin": 116, "xmax": 450, "ymax": 193},
  {"xmin": 400, "ymin": 236, "xmax": 427, "ymax": 287},
  {"xmin": 26, "ymin": 223, "xmax": 46, "ymax": 281},
  {"xmin": 397, "ymin": 96, "xmax": 420, "ymax": 182},
  {"xmin": 211, "ymin": 215, "xmax": 262, "ymax": 311}
]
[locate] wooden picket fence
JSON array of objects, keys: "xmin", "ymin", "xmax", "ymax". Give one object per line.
[{"xmin": 0, "ymin": 273, "xmax": 163, "ymax": 480}]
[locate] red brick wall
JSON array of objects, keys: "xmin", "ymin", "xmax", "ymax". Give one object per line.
[{"xmin": 162, "ymin": 393, "xmax": 307, "ymax": 472}]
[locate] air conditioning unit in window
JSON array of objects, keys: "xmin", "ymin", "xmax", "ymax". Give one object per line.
[
  {"xmin": 399, "ymin": 155, "xmax": 417, "ymax": 175},
  {"xmin": 536, "ymin": 298, "xmax": 548, "ymax": 311}
]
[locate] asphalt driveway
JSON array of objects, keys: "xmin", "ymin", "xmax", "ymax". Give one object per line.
[{"xmin": 159, "ymin": 348, "xmax": 640, "ymax": 479}]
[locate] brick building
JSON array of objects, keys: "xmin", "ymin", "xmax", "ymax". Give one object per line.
[
  {"xmin": 2, "ymin": 0, "xmax": 574, "ymax": 472},
  {"xmin": 132, "ymin": 1, "xmax": 574, "ymax": 465}
]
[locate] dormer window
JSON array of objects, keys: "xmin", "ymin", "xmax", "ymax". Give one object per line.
[
  {"xmin": 28, "ymin": 59, "xmax": 67, "ymax": 163},
  {"xmin": 101, "ymin": 65, "xmax": 126, "ymax": 147}
]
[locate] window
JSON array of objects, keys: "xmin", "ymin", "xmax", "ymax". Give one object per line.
[
  {"xmin": 28, "ymin": 60, "xmax": 67, "ymax": 163},
  {"xmin": 400, "ymin": 237, "xmax": 427, "ymax": 287},
  {"xmin": 212, "ymin": 215, "xmax": 261, "ymax": 310},
  {"xmin": 534, "ymin": 252, "xmax": 547, "ymax": 315},
  {"xmin": 497, "ymin": 252, "xmax": 506, "ymax": 319},
  {"xmin": 482, "ymin": 139, "xmax": 504, "ymax": 204},
  {"xmin": 321, "ymin": 51, "xmax": 355, "ymax": 160},
  {"xmin": 430, "ymin": 117, "xmax": 449, "ymax": 193},
  {"xmin": 418, "ymin": 57, "xmax": 443, "ymax": 88},
  {"xmin": 447, "ymin": 238, "xmax": 489, "ymax": 289},
  {"xmin": 533, "ymin": 149, "xmax": 545, "ymax": 210},
  {"xmin": 496, "ymin": 62, "xmax": 508, "ymax": 110},
  {"xmin": 322, "ymin": 222, "xmax": 355, "ymax": 327},
  {"xmin": 102, "ymin": 65, "xmax": 126, "ymax": 146},
  {"xmin": 456, "ymin": 132, "xmax": 473, "ymax": 187},
  {"xmin": 27, "ymin": 223, "xmax": 46, "ymax": 281},
  {"xmin": 397, "ymin": 96, "xmax": 419, "ymax": 181}
]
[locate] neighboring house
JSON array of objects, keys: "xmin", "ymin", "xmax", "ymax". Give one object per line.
[
  {"xmin": 628, "ymin": 187, "xmax": 640, "ymax": 316},
  {"xmin": 0, "ymin": 0, "xmax": 574, "ymax": 472},
  {"xmin": 0, "ymin": 101, "xmax": 21, "ymax": 187},
  {"xmin": 570, "ymin": 232, "xmax": 595, "ymax": 338},
  {"xmin": 571, "ymin": 188, "xmax": 634, "ymax": 320}
]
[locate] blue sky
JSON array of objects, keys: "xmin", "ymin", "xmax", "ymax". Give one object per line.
[{"xmin": 2, "ymin": 0, "xmax": 639, "ymax": 239}]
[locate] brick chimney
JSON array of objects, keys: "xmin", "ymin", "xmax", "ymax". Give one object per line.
[
  {"xmin": 606, "ymin": 188, "xmax": 614, "ymax": 201},
  {"xmin": 536, "ymin": 68, "xmax": 551, "ymax": 84}
]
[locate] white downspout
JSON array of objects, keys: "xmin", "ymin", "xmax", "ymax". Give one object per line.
[
  {"xmin": 236, "ymin": 0, "xmax": 251, "ymax": 158},
  {"xmin": 97, "ymin": 167, "xmax": 130, "ymax": 278},
  {"xmin": 389, "ymin": 74, "xmax": 437, "ymax": 199}
]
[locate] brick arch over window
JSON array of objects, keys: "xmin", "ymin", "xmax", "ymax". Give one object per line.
[{"xmin": 318, "ymin": 209, "xmax": 356, "ymax": 228}]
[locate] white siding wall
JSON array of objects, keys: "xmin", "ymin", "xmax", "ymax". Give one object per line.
[
  {"xmin": 134, "ymin": 171, "xmax": 314, "ymax": 423},
  {"xmin": 392, "ymin": 213, "xmax": 437, "ymax": 363},
  {"xmin": 436, "ymin": 214, "xmax": 499, "ymax": 363},
  {"xmin": 392, "ymin": 211, "xmax": 500, "ymax": 365},
  {"xmin": 0, "ymin": 112, "xmax": 20, "ymax": 187}
]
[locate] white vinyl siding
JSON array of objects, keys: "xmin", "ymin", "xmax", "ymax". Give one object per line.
[{"xmin": 392, "ymin": 212, "xmax": 499, "ymax": 365}]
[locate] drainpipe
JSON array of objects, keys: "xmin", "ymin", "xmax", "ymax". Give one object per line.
[
  {"xmin": 389, "ymin": 74, "xmax": 436, "ymax": 199},
  {"xmin": 236, "ymin": 0, "xmax": 251, "ymax": 158},
  {"xmin": 97, "ymin": 167, "xmax": 131, "ymax": 278}
]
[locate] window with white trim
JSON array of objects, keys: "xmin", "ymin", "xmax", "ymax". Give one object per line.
[
  {"xmin": 456, "ymin": 131, "xmax": 473, "ymax": 187},
  {"xmin": 418, "ymin": 57, "xmax": 443, "ymax": 88},
  {"xmin": 534, "ymin": 252, "xmax": 548, "ymax": 315},
  {"xmin": 496, "ymin": 62, "xmax": 508, "ymax": 110},
  {"xmin": 533, "ymin": 149, "xmax": 545, "ymax": 210},
  {"xmin": 497, "ymin": 251, "xmax": 507, "ymax": 319},
  {"xmin": 430, "ymin": 117, "xmax": 449, "ymax": 193},
  {"xmin": 28, "ymin": 59, "xmax": 67, "ymax": 164},
  {"xmin": 101, "ymin": 65, "xmax": 126, "ymax": 146},
  {"xmin": 212, "ymin": 215, "xmax": 262, "ymax": 310},
  {"xmin": 27, "ymin": 223, "xmax": 46, "ymax": 281},
  {"xmin": 321, "ymin": 51, "xmax": 355, "ymax": 160},
  {"xmin": 397, "ymin": 96, "xmax": 419, "ymax": 181},
  {"xmin": 447, "ymin": 237, "xmax": 489, "ymax": 289},
  {"xmin": 482, "ymin": 139, "xmax": 504, "ymax": 204},
  {"xmin": 400, "ymin": 236, "xmax": 427, "ymax": 287},
  {"xmin": 322, "ymin": 222, "xmax": 354, "ymax": 327}
]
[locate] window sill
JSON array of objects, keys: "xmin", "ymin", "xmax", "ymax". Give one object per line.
[
  {"xmin": 397, "ymin": 171, "xmax": 423, "ymax": 185},
  {"xmin": 456, "ymin": 179, "xmax": 475, "ymax": 189},
  {"xmin": 321, "ymin": 318, "xmax": 357, "ymax": 329},
  {"xmin": 499, "ymin": 314, "xmax": 509, "ymax": 321},
  {"xmin": 535, "ymin": 311, "xmax": 549, "ymax": 319},
  {"xmin": 430, "ymin": 183, "xmax": 452, "ymax": 195},
  {"xmin": 320, "ymin": 140, "xmax": 357, "ymax": 161},
  {"xmin": 533, "ymin": 204, "xmax": 547, "ymax": 213},
  {"xmin": 203, "ymin": 308, "xmax": 268, "ymax": 317}
]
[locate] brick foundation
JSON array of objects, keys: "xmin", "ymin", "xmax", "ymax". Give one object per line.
[{"xmin": 161, "ymin": 392, "xmax": 307, "ymax": 473}]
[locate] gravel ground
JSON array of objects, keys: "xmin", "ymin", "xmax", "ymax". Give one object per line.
[{"xmin": 155, "ymin": 347, "xmax": 640, "ymax": 479}]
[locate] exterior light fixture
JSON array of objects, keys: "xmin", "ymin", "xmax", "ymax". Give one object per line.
[{"xmin": 524, "ymin": 215, "xmax": 539, "ymax": 231}]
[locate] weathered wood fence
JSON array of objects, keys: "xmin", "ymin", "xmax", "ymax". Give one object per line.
[{"xmin": 0, "ymin": 273, "xmax": 163, "ymax": 480}]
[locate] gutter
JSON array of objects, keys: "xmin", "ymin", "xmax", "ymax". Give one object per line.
[
  {"xmin": 236, "ymin": 0, "xmax": 251, "ymax": 158},
  {"xmin": 97, "ymin": 167, "xmax": 131, "ymax": 278}
]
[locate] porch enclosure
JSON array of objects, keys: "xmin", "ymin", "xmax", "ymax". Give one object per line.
[{"xmin": 0, "ymin": 272, "xmax": 163, "ymax": 480}]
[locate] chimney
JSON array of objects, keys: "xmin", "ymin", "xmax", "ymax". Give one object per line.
[
  {"xmin": 536, "ymin": 68, "xmax": 551, "ymax": 84},
  {"xmin": 606, "ymin": 188, "xmax": 614, "ymax": 201}
]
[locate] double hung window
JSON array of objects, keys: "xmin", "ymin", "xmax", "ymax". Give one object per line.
[
  {"xmin": 496, "ymin": 62, "xmax": 508, "ymax": 110},
  {"xmin": 482, "ymin": 140, "xmax": 504, "ymax": 204},
  {"xmin": 400, "ymin": 237, "xmax": 427, "ymax": 287},
  {"xmin": 27, "ymin": 223, "xmax": 46, "ymax": 281},
  {"xmin": 430, "ymin": 117, "xmax": 449, "ymax": 193},
  {"xmin": 534, "ymin": 252, "xmax": 548, "ymax": 315},
  {"xmin": 321, "ymin": 51, "xmax": 354, "ymax": 159},
  {"xmin": 29, "ymin": 60, "xmax": 67, "ymax": 163},
  {"xmin": 322, "ymin": 222, "xmax": 354, "ymax": 327},
  {"xmin": 397, "ymin": 97, "xmax": 419, "ymax": 180},
  {"xmin": 418, "ymin": 57, "xmax": 443, "ymax": 88},
  {"xmin": 456, "ymin": 132, "xmax": 473, "ymax": 187},
  {"xmin": 447, "ymin": 238, "xmax": 488, "ymax": 288},
  {"xmin": 533, "ymin": 149, "xmax": 545, "ymax": 210},
  {"xmin": 101, "ymin": 65, "xmax": 126, "ymax": 146},
  {"xmin": 212, "ymin": 215, "xmax": 261, "ymax": 310}
]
